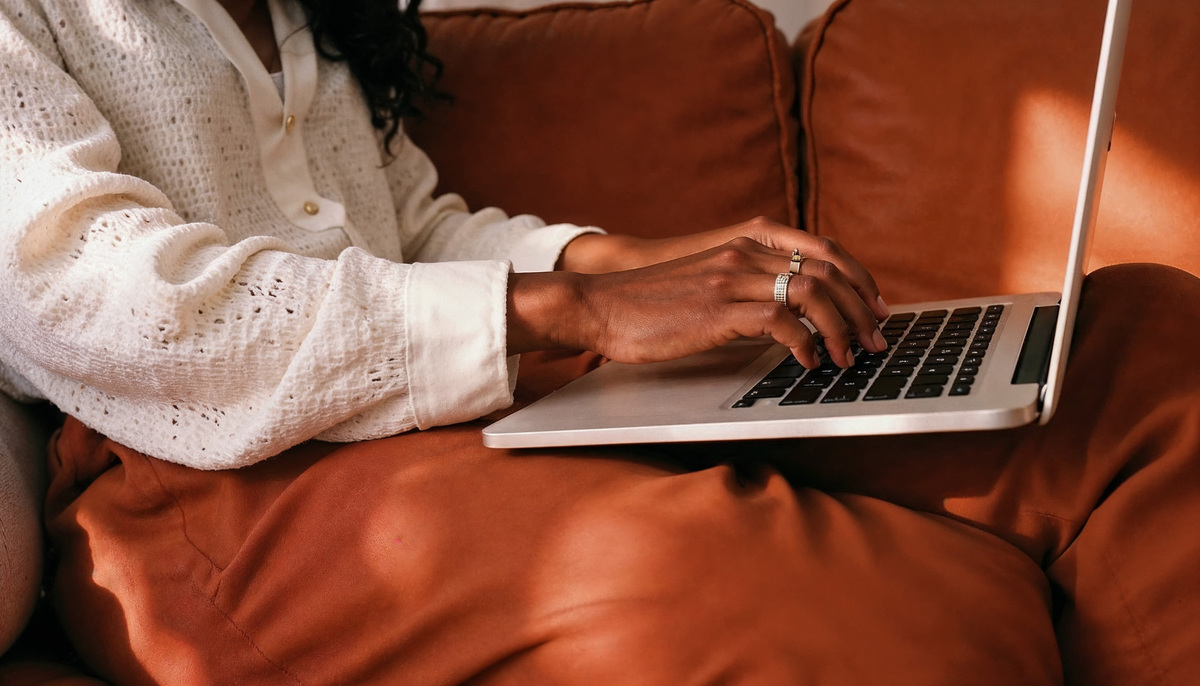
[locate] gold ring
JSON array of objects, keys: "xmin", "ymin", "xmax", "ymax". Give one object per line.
[{"xmin": 789, "ymin": 249, "xmax": 806, "ymax": 275}]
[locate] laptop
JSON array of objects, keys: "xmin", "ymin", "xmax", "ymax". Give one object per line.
[{"xmin": 483, "ymin": 0, "xmax": 1133, "ymax": 450}]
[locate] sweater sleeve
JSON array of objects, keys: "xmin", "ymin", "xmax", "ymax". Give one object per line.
[
  {"xmin": 383, "ymin": 134, "xmax": 604, "ymax": 273},
  {"xmin": 0, "ymin": 3, "xmax": 514, "ymax": 468}
]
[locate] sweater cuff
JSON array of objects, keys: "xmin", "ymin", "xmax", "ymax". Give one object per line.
[
  {"xmin": 405, "ymin": 260, "xmax": 515, "ymax": 429},
  {"xmin": 507, "ymin": 223, "xmax": 605, "ymax": 273}
]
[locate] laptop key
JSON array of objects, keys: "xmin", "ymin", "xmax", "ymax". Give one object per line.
[
  {"xmin": 906, "ymin": 384, "xmax": 944, "ymax": 399},
  {"xmin": 800, "ymin": 375, "xmax": 836, "ymax": 388},
  {"xmin": 953, "ymin": 307, "xmax": 983, "ymax": 316},
  {"xmin": 864, "ymin": 379, "xmax": 906, "ymax": 401},
  {"xmin": 821, "ymin": 387, "xmax": 861, "ymax": 403},
  {"xmin": 880, "ymin": 366, "xmax": 914, "ymax": 378},
  {"xmin": 732, "ymin": 398, "xmax": 756, "ymax": 408},
  {"xmin": 930, "ymin": 346, "xmax": 964, "ymax": 357},
  {"xmin": 754, "ymin": 377, "xmax": 796, "ymax": 389},
  {"xmin": 844, "ymin": 367, "xmax": 878, "ymax": 379},
  {"xmin": 766, "ymin": 366, "xmax": 804, "ymax": 379},
  {"xmin": 919, "ymin": 364, "xmax": 955, "ymax": 376},
  {"xmin": 780, "ymin": 386, "xmax": 822, "ymax": 405},
  {"xmin": 745, "ymin": 386, "xmax": 788, "ymax": 399},
  {"xmin": 954, "ymin": 374, "xmax": 976, "ymax": 385},
  {"xmin": 949, "ymin": 384, "xmax": 972, "ymax": 396},
  {"xmin": 913, "ymin": 374, "xmax": 950, "ymax": 386}
]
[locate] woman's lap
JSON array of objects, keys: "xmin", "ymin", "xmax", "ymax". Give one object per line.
[
  {"xmin": 762, "ymin": 264, "xmax": 1200, "ymax": 683},
  {"xmin": 44, "ymin": 264, "xmax": 1200, "ymax": 685}
]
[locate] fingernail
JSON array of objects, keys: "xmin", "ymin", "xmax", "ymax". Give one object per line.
[
  {"xmin": 876, "ymin": 295, "xmax": 891, "ymax": 318},
  {"xmin": 844, "ymin": 348, "xmax": 856, "ymax": 367},
  {"xmin": 872, "ymin": 329, "xmax": 887, "ymax": 351}
]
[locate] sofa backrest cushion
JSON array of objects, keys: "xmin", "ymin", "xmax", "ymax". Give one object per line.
[
  {"xmin": 410, "ymin": 0, "xmax": 800, "ymax": 239},
  {"xmin": 800, "ymin": 0, "xmax": 1200, "ymax": 302}
]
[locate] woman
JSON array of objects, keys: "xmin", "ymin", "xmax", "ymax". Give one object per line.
[{"xmin": 2, "ymin": 0, "xmax": 1198, "ymax": 683}]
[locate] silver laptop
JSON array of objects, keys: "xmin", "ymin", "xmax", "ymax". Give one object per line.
[{"xmin": 484, "ymin": 0, "xmax": 1133, "ymax": 450}]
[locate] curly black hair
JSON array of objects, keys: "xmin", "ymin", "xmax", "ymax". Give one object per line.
[{"xmin": 292, "ymin": 0, "xmax": 444, "ymax": 157}]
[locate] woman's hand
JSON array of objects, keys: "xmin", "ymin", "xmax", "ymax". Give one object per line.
[
  {"xmin": 510, "ymin": 234, "xmax": 889, "ymax": 369},
  {"xmin": 559, "ymin": 216, "xmax": 890, "ymax": 322}
]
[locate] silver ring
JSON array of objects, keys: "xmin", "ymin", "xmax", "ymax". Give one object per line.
[
  {"xmin": 789, "ymin": 249, "xmax": 806, "ymax": 275},
  {"xmin": 774, "ymin": 273, "xmax": 791, "ymax": 305}
]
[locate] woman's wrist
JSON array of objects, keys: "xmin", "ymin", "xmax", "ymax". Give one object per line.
[{"xmin": 506, "ymin": 271, "xmax": 595, "ymax": 355}]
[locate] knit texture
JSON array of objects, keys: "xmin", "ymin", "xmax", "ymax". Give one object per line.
[{"xmin": 0, "ymin": 0, "xmax": 596, "ymax": 468}]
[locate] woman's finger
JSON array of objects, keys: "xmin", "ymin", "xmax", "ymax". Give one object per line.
[
  {"xmin": 788, "ymin": 258, "xmax": 887, "ymax": 353},
  {"xmin": 778, "ymin": 274, "xmax": 855, "ymax": 367},
  {"xmin": 794, "ymin": 235, "xmax": 889, "ymax": 322},
  {"xmin": 707, "ymin": 241, "xmax": 884, "ymax": 357},
  {"xmin": 723, "ymin": 301, "xmax": 822, "ymax": 369},
  {"xmin": 743, "ymin": 219, "xmax": 889, "ymax": 321}
]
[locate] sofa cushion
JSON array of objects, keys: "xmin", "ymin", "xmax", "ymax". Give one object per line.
[
  {"xmin": 410, "ymin": 0, "xmax": 800, "ymax": 239},
  {"xmin": 800, "ymin": 0, "xmax": 1200, "ymax": 302},
  {"xmin": 0, "ymin": 395, "xmax": 46, "ymax": 656},
  {"xmin": 46, "ymin": 418, "xmax": 1060, "ymax": 684}
]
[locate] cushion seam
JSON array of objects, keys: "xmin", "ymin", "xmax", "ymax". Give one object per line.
[
  {"xmin": 802, "ymin": 0, "xmax": 854, "ymax": 237},
  {"xmin": 139, "ymin": 454, "xmax": 305, "ymax": 684},
  {"xmin": 726, "ymin": 0, "xmax": 801, "ymax": 229},
  {"xmin": 188, "ymin": 578, "xmax": 306, "ymax": 685}
]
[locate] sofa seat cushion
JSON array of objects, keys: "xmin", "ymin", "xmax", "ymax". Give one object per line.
[
  {"xmin": 46, "ymin": 418, "xmax": 1060, "ymax": 684},
  {"xmin": 800, "ymin": 0, "xmax": 1200, "ymax": 302},
  {"xmin": 410, "ymin": 0, "xmax": 800, "ymax": 239}
]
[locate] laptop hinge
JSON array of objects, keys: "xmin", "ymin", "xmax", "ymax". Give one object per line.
[{"xmin": 1012, "ymin": 305, "xmax": 1060, "ymax": 399}]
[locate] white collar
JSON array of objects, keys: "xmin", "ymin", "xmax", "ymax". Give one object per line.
[{"xmin": 172, "ymin": 0, "xmax": 347, "ymax": 233}]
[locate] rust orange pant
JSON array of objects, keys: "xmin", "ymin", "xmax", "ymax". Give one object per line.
[{"xmin": 45, "ymin": 265, "xmax": 1200, "ymax": 686}]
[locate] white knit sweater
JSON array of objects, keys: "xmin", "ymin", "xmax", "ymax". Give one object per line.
[{"xmin": 0, "ymin": 0, "xmax": 598, "ymax": 468}]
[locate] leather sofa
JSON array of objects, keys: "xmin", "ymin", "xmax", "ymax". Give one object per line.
[{"xmin": 2, "ymin": 0, "xmax": 1197, "ymax": 682}]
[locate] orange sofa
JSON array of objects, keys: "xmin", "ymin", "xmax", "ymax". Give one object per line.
[{"xmin": 2, "ymin": 0, "xmax": 1197, "ymax": 682}]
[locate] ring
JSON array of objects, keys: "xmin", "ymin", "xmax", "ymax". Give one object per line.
[
  {"xmin": 774, "ymin": 273, "xmax": 792, "ymax": 305},
  {"xmin": 789, "ymin": 249, "xmax": 806, "ymax": 275}
]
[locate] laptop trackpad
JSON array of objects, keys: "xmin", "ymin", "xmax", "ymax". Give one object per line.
[{"xmin": 520, "ymin": 339, "xmax": 775, "ymax": 422}]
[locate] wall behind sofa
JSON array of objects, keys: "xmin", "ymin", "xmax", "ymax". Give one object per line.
[{"xmin": 421, "ymin": 0, "xmax": 835, "ymax": 40}]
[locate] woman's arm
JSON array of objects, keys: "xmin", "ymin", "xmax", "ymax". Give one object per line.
[{"xmin": 0, "ymin": 2, "xmax": 514, "ymax": 468}]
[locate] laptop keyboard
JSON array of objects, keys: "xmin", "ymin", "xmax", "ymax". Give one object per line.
[{"xmin": 732, "ymin": 305, "xmax": 1006, "ymax": 408}]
